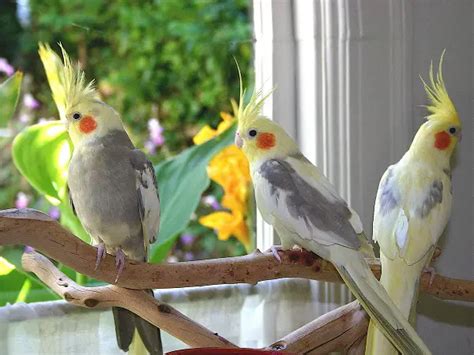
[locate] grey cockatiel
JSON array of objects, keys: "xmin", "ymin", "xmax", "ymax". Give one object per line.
[{"xmin": 39, "ymin": 43, "xmax": 162, "ymax": 355}]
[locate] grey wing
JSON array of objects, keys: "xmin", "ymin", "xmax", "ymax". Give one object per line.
[
  {"xmin": 130, "ymin": 150, "xmax": 160, "ymax": 256},
  {"xmin": 258, "ymin": 158, "xmax": 361, "ymax": 249}
]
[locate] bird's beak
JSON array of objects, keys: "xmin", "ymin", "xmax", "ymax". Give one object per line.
[{"xmin": 234, "ymin": 132, "xmax": 243, "ymax": 148}]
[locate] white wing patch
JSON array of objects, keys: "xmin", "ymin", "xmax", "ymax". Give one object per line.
[
  {"xmin": 136, "ymin": 163, "xmax": 160, "ymax": 253},
  {"xmin": 395, "ymin": 209, "xmax": 409, "ymax": 252}
]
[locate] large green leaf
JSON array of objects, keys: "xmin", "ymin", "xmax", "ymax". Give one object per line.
[
  {"xmin": 12, "ymin": 121, "xmax": 71, "ymax": 204},
  {"xmin": 150, "ymin": 122, "xmax": 236, "ymax": 261},
  {"xmin": 0, "ymin": 72, "xmax": 23, "ymax": 127}
]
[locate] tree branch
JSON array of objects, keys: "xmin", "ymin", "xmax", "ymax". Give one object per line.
[
  {"xmin": 267, "ymin": 301, "xmax": 369, "ymax": 354},
  {"xmin": 21, "ymin": 250, "xmax": 237, "ymax": 349},
  {"xmin": 1, "ymin": 208, "xmax": 473, "ymax": 302}
]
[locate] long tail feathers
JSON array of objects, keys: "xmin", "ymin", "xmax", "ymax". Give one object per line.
[
  {"xmin": 334, "ymin": 257, "xmax": 430, "ymax": 355},
  {"xmin": 365, "ymin": 254, "xmax": 425, "ymax": 355},
  {"xmin": 113, "ymin": 290, "xmax": 163, "ymax": 355}
]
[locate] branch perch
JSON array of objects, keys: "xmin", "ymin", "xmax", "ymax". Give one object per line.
[
  {"xmin": 21, "ymin": 250, "xmax": 237, "ymax": 349},
  {"xmin": 267, "ymin": 301, "xmax": 369, "ymax": 354},
  {"xmin": 1, "ymin": 209, "xmax": 472, "ymax": 302}
]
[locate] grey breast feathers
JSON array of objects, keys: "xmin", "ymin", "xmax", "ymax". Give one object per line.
[
  {"xmin": 67, "ymin": 130, "xmax": 143, "ymax": 237},
  {"xmin": 258, "ymin": 158, "xmax": 361, "ymax": 249}
]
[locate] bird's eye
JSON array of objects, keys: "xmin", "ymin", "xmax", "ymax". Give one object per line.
[
  {"xmin": 72, "ymin": 112, "xmax": 82, "ymax": 120},
  {"xmin": 448, "ymin": 127, "xmax": 456, "ymax": 135},
  {"xmin": 248, "ymin": 129, "xmax": 257, "ymax": 137}
]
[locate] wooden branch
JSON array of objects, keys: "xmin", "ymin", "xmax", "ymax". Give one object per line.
[
  {"xmin": 1, "ymin": 208, "xmax": 473, "ymax": 302},
  {"xmin": 267, "ymin": 301, "xmax": 369, "ymax": 354},
  {"xmin": 21, "ymin": 250, "xmax": 237, "ymax": 349}
]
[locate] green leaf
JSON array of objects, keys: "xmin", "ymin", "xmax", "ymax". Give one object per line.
[
  {"xmin": 12, "ymin": 121, "xmax": 71, "ymax": 204},
  {"xmin": 150, "ymin": 122, "xmax": 236, "ymax": 262},
  {"xmin": 0, "ymin": 71, "xmax": 23, "ymax": 127}
]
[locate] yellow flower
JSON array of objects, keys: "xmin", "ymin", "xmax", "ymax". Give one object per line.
[
  {"xmin": 199, "ymin": 210, "xmax": 249, "ymax": 246},
  {"xmin": 193, "ymin": 112, "xmax": 235, "ymax": 145},
  {"xmin": 195, "ymin": 112, "xmax": 252, "ymax": 249}
]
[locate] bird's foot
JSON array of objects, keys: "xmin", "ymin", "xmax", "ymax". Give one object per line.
[
  {"xmin": 270, "ymin": 245, "xmax": 282, "ymax": 263},
  {"xmin": 114, "ymin": 249, "xmax": 126, "ymax": 283},
  {"xmin": 95, "ymin": 243, "xmax": 107, "ymax": 270},
  {"xmin": 424, "ymin": 266, "xmax": 436, "ymax": 287}
]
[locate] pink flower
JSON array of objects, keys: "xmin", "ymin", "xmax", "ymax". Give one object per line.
[
  {"xmin": 23, "ymin": 93, "xmax": 40, "ymax": 110},
  {"xmin": 19, "ymin": 113, "xmax": 30, "ymax": 123},
  {"xmin": 0, "ymin": 58, "xmax": 14, "ymax": 76},
  {"xmin": 15, "ymin": 192, "xmax": 29, "ymax": 209}
]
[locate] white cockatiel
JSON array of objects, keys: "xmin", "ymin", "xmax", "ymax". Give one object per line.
[
  {"xmin": 39, "ymin": 43, "xmax": 162, "ymax": 355},
  {"xmin": 365, "ymin": 54, "xmax": 461, "ymax": 354},
  {"xmin": 233, "ymin": 82, "xmax": 431, "ymax": 354}
]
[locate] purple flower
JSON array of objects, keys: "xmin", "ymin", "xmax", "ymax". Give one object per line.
[
  {"xmin": 202, "ymin": 195, "xmax": 220, "ymax": 210},
  {"xmin": 23, "ymin": 93, "xmax": 40, "ymax": 110},
  {"xmin": 0, "ymin": 58, "xmax": 14, "ymax": 76},
  {"xmin": 48, "ymin": 207, "xmax": 61, "ymax": 220},
  {"xmin": 184, "ymin": 252, "xmax": 194, "ymax": 261},
  {"xmin": 15, "ymin": 192, "xmax": 29, "ymax": 209},
  {"xmin": 148, "ymin": 118, "xmax": 165, "ymax": 147},
  {"xmin": 144, "ymin": 140, "xmax": 156, "ymax": 155},
  {"xmin": 19, "ymin": 113, "xmax": 30, "ymax": 123},
  {"xmin": 180, "ymin": 233, "xmax": 195, "ymax": 246}
]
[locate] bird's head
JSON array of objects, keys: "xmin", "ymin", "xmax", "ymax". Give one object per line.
[
  {"xmin": 232, "ymin": 77, "xmax": 298, "ymax": 165},
  {"xmin": 412, "ymin": 51, "xmax": 461, "ymax": 159},
  {"xmin": 39, "ymin": 43, "xmax": 123, "ymax": 146}
]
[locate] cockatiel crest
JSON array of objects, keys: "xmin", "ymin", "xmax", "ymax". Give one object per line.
[
  {"xmin": 38, "ymin": 43, "xmax": 96, "ymax": 119},
  {"xmin": 421, "ymin": 50, "xmax": 460, "ymax": 126},
  {"xmin": 232, "ymin": 71, "xmax": 297, "ymax": 164},
  {"xmin": 414, "ymin": 50, "xmax": 462, "ymax": 155},
  {"xmin": 39, "ymin": 43, "xmax": 122, "ymax": 146}
]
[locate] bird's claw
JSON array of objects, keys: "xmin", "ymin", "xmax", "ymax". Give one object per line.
[
  {"xmin": 95, "ymin": 243, "xmax": 107, "ymax": 271},
  {"xmin": 270, "ymin": 245, "xmax": 282, "ymax": 263},
  {"xmin": 424, "ymin": 266, "xmax": 436, "ymax": 287},
  {"xmin": 114, "ymin": 249, "xmax": 126, "ymax": 283}
]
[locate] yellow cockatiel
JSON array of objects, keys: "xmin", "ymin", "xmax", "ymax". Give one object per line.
[
  {"xmin": 233, "ymin": 78, "xmax": 431, "ymax": 353},
  {"xmin": 366, "ymin": 52, "xmax": 461, "ymax": 355}
]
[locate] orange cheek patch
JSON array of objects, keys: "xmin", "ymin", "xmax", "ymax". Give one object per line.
[
  {"xmin": 434, "ymin": 131, "xmax": 451, "ymax": 150},
  {"xmin": 256, "ymin": 132, "xmax": 276, "ymax": 150},
  {"xmin": 79, "ymin": 116, "xmax": 97, "ymax": 134}
]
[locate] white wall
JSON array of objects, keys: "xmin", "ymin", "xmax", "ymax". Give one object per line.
[{"xmin": 253, "ymin": 0, "xmax": 473, "ymax": 353}]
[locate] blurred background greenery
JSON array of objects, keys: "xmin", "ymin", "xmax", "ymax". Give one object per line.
[{"xmin": 0, "ymin": 0, "xmax": 253, "ymax": 305}]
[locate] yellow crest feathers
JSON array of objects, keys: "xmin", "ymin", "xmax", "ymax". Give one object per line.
[
  {"xmin": 231, "ymin": 60, "xmax": 273, "ymax": 126},
  {"xmin": 420, "ymin": 50, "xmax": 460, "ymax": 126},
  {"xmin": 38, "ymin": 43, "xmax": 96, "ymax": 119}
]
